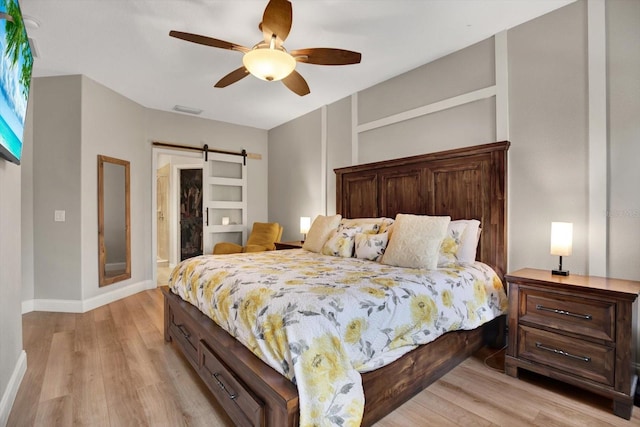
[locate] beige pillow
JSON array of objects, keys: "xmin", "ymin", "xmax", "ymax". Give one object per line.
[
  {"xmin": 302, "ymin": 214, "xmax": 342, "ymax": 253},
  {"xmin": 381, "ymin": 214, "xmax": 451, "ymax": 269}
]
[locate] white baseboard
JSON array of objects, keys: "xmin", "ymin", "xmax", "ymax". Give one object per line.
[
  {"xmin": 21, "ymin": 280, "xmax": 155, "ymax": 314},
  {"xmin": 0, "ymin": 350, "xmax": 27, "ymax": 427},
  {"xmin": 82, "ymin": 280, "xmax": 154, "ymax": 312}
]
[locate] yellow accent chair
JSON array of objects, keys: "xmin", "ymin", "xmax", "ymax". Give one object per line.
[{"xmin": 213, "ymin": 222, "xmax": 283, "ymax": 255}]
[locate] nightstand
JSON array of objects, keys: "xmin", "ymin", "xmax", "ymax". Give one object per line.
[
  {"xmin": 505, "ymin": 268, "xmax": 640, "ymax": 419},
  {"xmin": 274, "ymin": 241, "xmax": 303, "ymax": 250}
]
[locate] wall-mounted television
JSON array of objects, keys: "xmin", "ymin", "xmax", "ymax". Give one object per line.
[{"xmin": 0, "ymin": 0, "xmax": 32, "ymax": 165}]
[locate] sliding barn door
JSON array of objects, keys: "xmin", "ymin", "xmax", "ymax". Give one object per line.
[{"xmin": 202, "ymin": 153, "xmax": 247, "ymax": 254}]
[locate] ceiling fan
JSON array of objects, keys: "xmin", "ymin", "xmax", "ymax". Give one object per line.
[{"xmin": 169, "ymin": 0, "xmax": 361, "ymax": 96}]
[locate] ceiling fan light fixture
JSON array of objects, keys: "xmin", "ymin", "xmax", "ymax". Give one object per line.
[{"xmin": 242, "ymin": 46, "xmax": 296, "ymax": 82}]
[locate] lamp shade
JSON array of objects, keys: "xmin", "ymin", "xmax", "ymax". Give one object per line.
[
  {"xmin": 242, "ymin": 46, "xmax": 296, "ymax": 82},
  {"xmin": 550, "ymin": 222, "xmax": 573, "ymax": 256},
  {"xmin": 300, "ymin": 217, "xmax": 311, "ymax": 234}
]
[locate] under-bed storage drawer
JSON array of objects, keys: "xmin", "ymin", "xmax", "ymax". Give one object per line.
[
  {"xmin": 167, "ymin": 302, "xmax": 200, "ymax": 367},
  {"xmin": 200, "ymin": 341, "xmax": 265, "ymax": 427}
]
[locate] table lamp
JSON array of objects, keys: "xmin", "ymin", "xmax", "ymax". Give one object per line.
[
  {"xmin": 550, "ymin": 222, "xmax": 572, "ymax": 276},
  {"xmin": 300, "ymin": 217, "xmax": 311, "ymax": 243}
]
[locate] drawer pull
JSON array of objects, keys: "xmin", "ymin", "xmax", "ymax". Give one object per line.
[
  {"xmin": 535, "ymin": 342, "xmax": 591, "ymax": 363},
  {"xmin": 177, "ymin": 324, "xmax": 191, "ymax": 338},
  {"xmin": 535, "ymin": 304, "xmax": 592, "ymax": 320},
  {"xmin": 212, "ymin": 372, "xmax": 237, "ymax": 400}
]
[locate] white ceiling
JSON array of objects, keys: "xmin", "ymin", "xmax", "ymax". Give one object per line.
[{"xmin": 21, "ymin": 0, "xmax": 573, "ymax": 130}]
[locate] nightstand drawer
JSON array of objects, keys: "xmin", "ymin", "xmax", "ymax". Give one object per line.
[
  {"xmin": 520, "ymin": 288, "xmax": 615, "ymax": 342},
  {"xmin": 518, "ymin": 325, "xmax": 615, "ymax": 386}
]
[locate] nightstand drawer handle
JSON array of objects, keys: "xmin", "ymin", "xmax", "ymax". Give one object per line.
[
  {"xmin": 535, "ymin": 342, "xmax": 591, "ymax": 362},
  {"xmin": 535, "ymin": 304, "xmax": 592, "ymax": 320}
]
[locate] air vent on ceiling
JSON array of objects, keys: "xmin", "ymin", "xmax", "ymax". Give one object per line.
[{"xmin": 173, "ymin": 105, "xmax": 203, "ymax": 115}]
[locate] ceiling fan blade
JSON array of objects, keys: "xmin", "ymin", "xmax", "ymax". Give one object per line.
[
  {"xmin": 261, "ymin": 0, "xmax": 292, "ymax": 44},
  {"xmin": 169, "ymin": 30, "xmax": 249, "ymax": 53},
  {"xmin": 290, "ymin": 48, "xmax": 362, "ymax": 66},
  {"xmin": 215, "ymin": 67, "xmax": 250, "ymax": 88},
  {"xmin": 282, "ymin": 71, "xmax": 310, "ymax": 96}
]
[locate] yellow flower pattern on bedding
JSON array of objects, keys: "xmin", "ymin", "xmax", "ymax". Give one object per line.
[{"xmin": 169, "ymin": 249, "xmax": 507, "ymax": 427}]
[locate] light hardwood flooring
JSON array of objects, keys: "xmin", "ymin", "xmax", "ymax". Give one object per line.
[{"xmin": 8, "ymin": 288, "xmax": 640, "ymax": 426}]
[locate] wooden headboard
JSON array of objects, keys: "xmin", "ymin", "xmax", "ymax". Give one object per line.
[{"xmin": 335, "ymin": 141, "xmax": 509, "ymax": 280}]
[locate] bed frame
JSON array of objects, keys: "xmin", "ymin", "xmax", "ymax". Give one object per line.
[{"xmin": 163, "ymin": 141, "xmax": 510, "ymax": 426}]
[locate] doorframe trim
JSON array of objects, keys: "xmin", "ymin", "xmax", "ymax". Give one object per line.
[{"xmin": 151, "ymin": 147, "xmax": 202, "ymax": 287}]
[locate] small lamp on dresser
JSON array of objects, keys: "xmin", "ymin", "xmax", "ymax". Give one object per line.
[
  {"xmin": 550, "ymin": 221, "xmax": 572, "ymax": 276},
  {"xmin": 300, "ymin": 217, "xmax": 311, "ymax": 243}
]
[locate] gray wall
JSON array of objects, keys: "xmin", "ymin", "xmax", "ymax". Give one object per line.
[
  {"xmin": 268, "ymin": 109, "xmax": 322, "ymax": 242},
  {"xmin": 80, "ymin": 76, "xmax": 147, "ymax": 300},
  {"xmin": 268, "ymin": 0, "xmax": 638, "ymax": 282},
  {"xmin": 22, "ymin": 75, "xmax": 268, "ymax": 306},
  {"xmin": 32, "ymin": 76, "xmax": 83, "ymax": 300},
  {"xmin": 0, "ymin": 144, "xmax": 23, "ymax": 425},
  {"xmin": 607, "ymin": 0, "xmax": 640, "ymax": 280},
  {"xmin": 508, "ymin": 0, "xmax": 589, "ymax": 274},
  {"xmin": 146, "ymin": 108, "xmax": 269, "ymax": 237}
]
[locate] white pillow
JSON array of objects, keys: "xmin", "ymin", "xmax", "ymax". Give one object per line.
[
  {"xmin": 302, "ymin": 214, "xmax": 342, "ymax": 253},
  {"xmin": 456, "ymin": 219, "xmax": 481, "ymax": 263},
  {"xmin": 354, "ymin": 232, "xmax": 389, "ymax": 262},
  {"xmin": 437, "ymin": 221, "xmax": 468, "ymax": 266},
  {"xmin": 322, "ymin": 225, "xmax": 361, "ymax": 257},
  {"xmin": 381, "ymin": 214, "xmax": 451, "ymax": 269}
]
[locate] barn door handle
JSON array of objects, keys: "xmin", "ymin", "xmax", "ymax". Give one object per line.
[
  {"xmin": 205, "ymin": 208, "xmax": 209, "ymax": 227},
  {"xmin": 212, "ymin": 372, "xmax": 237, "ymax": 400}
]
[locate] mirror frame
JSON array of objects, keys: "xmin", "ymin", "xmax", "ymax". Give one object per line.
[{"xmin": 98, "ymin": 155, "xmax": 131, "ymax": 286}]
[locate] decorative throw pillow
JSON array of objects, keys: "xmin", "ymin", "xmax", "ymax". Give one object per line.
[
  {"xmin": 340, "ymin": 218, "xmax": 383, "ymax": 234},
  {"xmin": 456, "ymin": 219, "xmax": 481, "ymax": 263},
  {"xmin": 381, "ymin": 214, "xmax": 451, "ymax": 269},
  {"xmin": 378, "ymin": 217, "xmax": 395, "ymax": 234},
  {"xmin": 354, "ymin": 232, "xmax": 389, "ymax": 262},
  {"xmin": 437, "ymin": 221, "xmax": 469, "ymax": 266},
  {"xmin": 302, "ymin": 214, "xmax": 342, "ymax": 253},
  {"xmin": 322, "ymin": 225, "xmax": 361, "ymax": 257}
]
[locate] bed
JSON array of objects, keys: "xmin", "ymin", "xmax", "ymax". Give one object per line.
[{"xmin": 163, "ymin": 141, "xmax": 510, "ymax": 426}]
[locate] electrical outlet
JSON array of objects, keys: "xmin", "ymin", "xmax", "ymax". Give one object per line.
[{"xmin": 54, "ymin": 210, "xmax": 65, "ymax": 222}]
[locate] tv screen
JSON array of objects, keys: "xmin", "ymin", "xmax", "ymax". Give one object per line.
[{"xmin": 0, "ymin": 0, "xmax": 32, "ymax": 165}]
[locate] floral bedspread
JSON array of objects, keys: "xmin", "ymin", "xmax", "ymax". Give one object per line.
[{"xmin": 169, "ymin": 249, "xmax": 507, "ymax": 427}]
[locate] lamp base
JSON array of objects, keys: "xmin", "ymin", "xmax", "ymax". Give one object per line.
[{"xmin": 552, "ymin": 269, "xmax": 570, "ymax": 276}]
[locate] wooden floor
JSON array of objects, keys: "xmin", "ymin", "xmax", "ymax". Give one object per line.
[{"xmin": 8, "ymin": 289, "xmax": 640, "ymax": 427}]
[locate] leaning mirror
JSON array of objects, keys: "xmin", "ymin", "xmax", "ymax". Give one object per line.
[{"xmin": 98, "ymin": 155, "xmax": 131, "ymax": 286}]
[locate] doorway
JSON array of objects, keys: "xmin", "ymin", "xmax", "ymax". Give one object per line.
[{"xmin": 153, "ymin": 150, "xmax": 203, "ymax": 286}]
